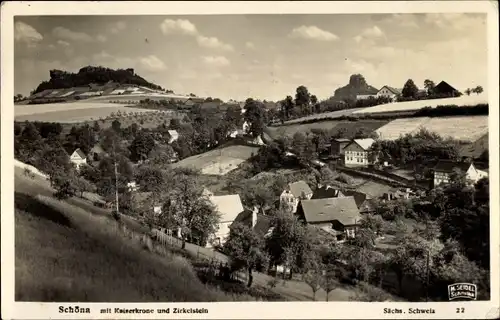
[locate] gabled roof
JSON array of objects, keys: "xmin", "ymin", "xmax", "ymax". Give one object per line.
[
  {"xmin": 167, "ymin": 130, "xmax": 179, "ymax": 138},
  {"xmin": 333, "ymin": 138, "xmax": 351, "ymax": 143},
  {"xmin": 311, "ymin": 186, "xmax": 344, "ymax": 200},
  {"xmin": 379, "ymin": 85, "xmax": 401, "ymax": 95},
  {"xmin": 434, "ymin": 81, "xmax": 458, "ymax": 93},
  {"xmin": 300, "ymin": 196, "xmax": 362, "ymax": 225},
  {"xmin": 209, "ymin": 194, "xmax": 244, "ymax": 223},
  {"xmin": 342, "ymin": 190, "xmax": 368, "ymax": 208},
  {"xmin": 345, "ymin": 138, "xmax": 376, "ymax": 151},
  {"xmin": 71, "ymin": 148, "xmax": 86, "ymax": 159},
  {"xmin": 287, "ymin": 181, "xmax": 313, "ymax": 198},
  {"xmin": 433, "ymin": 160, "xmax": 473, "ymax": 173}
]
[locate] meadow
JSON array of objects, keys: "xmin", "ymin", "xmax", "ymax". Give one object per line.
[
  {"xmin": 265, "ymin": 120, "xmax": 389, "ymax": 141},
  {"xmin": 14, "ymin": 168, "xmax": 258, "ymax": 302},
  {"xmin": 171, "ymin": 144, "xmax": 261, "ymax": 176},
  {"xmin": 376, "ymin": 115, "xmax": 488, "ymax": 142},
  {"xmin": 282, "ymin": 108, "xmax": 364, "ymax": 124},
  {"xmin": 353, "ymin": 94, "xmax": 488, "ymax": 114}
]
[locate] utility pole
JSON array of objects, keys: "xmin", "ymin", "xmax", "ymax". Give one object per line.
[{"xmin": 113, "ymin": 140, "xmax": 119, "ymax": 215}]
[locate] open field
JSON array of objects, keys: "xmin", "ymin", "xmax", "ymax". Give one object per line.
[
  {"xmin": 265, "ymin": 120, "xmax": 388, "ymax": 141},
  {"xmin": 14, "ymin": 101, "xmax": 167, "ymax": 123},
  {"xmin": 353, "ymin": 94, "xmax": 488, "ymax": 115},
  {"xmin": 14, "ymin": 169, "xmax": 254, "ymax": 302},
  {"xmin": 83, "ymin": 93, "xmax": 191, "ymax": 103},
  {"xmin": 282, "ymin": 108, "xmax": 364, "ymax": 124},
  {"xmin": 171, "ymin": 144, "xmax": 261, "ymax": 175},
  {"xmin": 376, "ymin": 115, "xmax": 488, "ymax": 142}
]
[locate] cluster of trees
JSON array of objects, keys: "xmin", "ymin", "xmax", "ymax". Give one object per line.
[
  {"xmin": 464, "ymin": 86, "xmax": 484, "ymax": 96},
  {"xmin": 399, "ymin": 79, "xmax": 473, "ymax": 102},
  {"xmin": 33, "ymin": 66, "xmax": 163, "ymax": 94},
  {"xmin": 370, "ymin": 128, "xmax": 463, "ymax": 174},
  {"xmin": 276, "ymin": 82, "xmax": 393, "ymax": 123}
]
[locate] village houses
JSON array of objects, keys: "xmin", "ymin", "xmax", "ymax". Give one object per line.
[
  {"xmin": 343, "ymin": 138, "xmax": 377, "ymax": 167},
  {"xmin": 70, "ymin": 148, "xmax": 87, "ymax": 170},
  {"xmin": 166, "ymin": 130, "xmax": 179, "ymax": 144},
  {"xmin": 376, "ymin": 85, "xmax": 401, "ymax": 101},
  {"xmin": 433, "ymin": 160, "xmax": 488, "ymax": 188},
  {"xmin": 280, "ymin": 180, "xmax": 313, "ymax": 213}
]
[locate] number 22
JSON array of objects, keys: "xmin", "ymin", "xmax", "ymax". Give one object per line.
[{"xmin": 456, "ymin": 307, "xmax": 465, "ymax": 313}]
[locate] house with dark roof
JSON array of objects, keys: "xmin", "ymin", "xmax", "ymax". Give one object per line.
[
  {"xmin": 355, "ymin": 87, "xmax": 380, "ymax": 100},
  {"xmin": 433, "ymin": 81, "xmax": 461, "ymax": 97},
  {"xmin": 296, "ymin": 196, "xmax": 362, "ymax": 241},
  {"xmin": 280, "ymin": 180, "xmax": 313, "ymax": 213},
  {"xmin": 331, "ymin": 138, "xmax": 351, "ymax": 156},
  {"xmin": 230, "ymin": 207, "xmax": 273, "ymax": 238},
  {"xmin": 343, "ymin": 138, "xmax": 377, "ymax": 167},
  {"xmin": 70, "ymin": 148, "xmax": 87, "ymax": 170},
  {"xmin": 311, "ymin": 185, "xmax": 345, "ymax": 199},
  {"xmin": 376, "ymin": 85, "xmax": 401, "ymax": 101},
  {"xmin": 433, "ymin": 160, "xmax": 487, "ymax": 188}
]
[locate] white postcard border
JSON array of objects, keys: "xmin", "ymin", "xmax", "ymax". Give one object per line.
[{"xmin": 1, "ymin": 1, "xmax": 499, "ymax": 319}]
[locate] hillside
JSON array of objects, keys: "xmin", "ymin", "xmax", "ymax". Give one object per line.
[
  {"xmin": 32, "ymin": 66, "xmax": 164, "ymax": 95},
  {"xmin": 14, "ymin": 167, "xmax": 255, "ymax": 302},
  {"xmin": 333, "ymin": 74, "xmax": 379, "ymax": 100}
]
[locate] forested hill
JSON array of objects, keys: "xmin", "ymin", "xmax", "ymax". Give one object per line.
[
  {"xmin": 333, "ymin": 74, "xmax": 380, "ymax": 100},
  {"xmin": 33, "ymin": 66, "xmax": 164, "ymax": 94}
]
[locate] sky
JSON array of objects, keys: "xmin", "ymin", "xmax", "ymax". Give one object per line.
[{"xmin": 14, "ymin": 13, "xmax": 488, "ymax": 101}]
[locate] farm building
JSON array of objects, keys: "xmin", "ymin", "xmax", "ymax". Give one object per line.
[
  {"xmin": 343, "ymin": 138, "xmax": 377, "ymax": 167},
  {"xmin": 207, "ymin": 193, "xmax": 245, "ymax": 247},
  {"xmin": 311, "ymin": 185, "xmax": 345, "ymax": 199},
  {"xmin": 376, "ymin": 86, "xmax": 401, "ymax": 101},
  {"xmin": 331, "ymin": 138, "xmax": 351, "ymax": 156},
  {"xmin": 70, "ymin": 148, "xmax": 87, "ymax": 170},
  {"xmin": 433, "ymin": 81, "xmax": 461, "ymax": 97},
  {"xmin": 280, "ymin": 181, "xmax": 313, "ymax": 213},
  {"xmin": 355, "ymin": 87, "xmax": 379, "ymax": 100},
  {"xmin": 296, "ymin": 196, "xmax": 362, "ymax": 242},
  {"xmin": 433, "ymin": 160, "xmax": 488, "ymax": 188}
]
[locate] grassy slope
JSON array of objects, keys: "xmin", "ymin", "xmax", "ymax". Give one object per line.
[{"xmin": 14, "ymin": 168, "xmax": 250, "ymax": 302}]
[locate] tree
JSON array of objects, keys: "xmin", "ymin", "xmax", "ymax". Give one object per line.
[
  {"xmin": 223, "ymin": 223, "xmax": 268, "ymax": 287},
  {"xmin": 155, "ymin": 172, "xmax": 220, "ymax": 249},
  {"xmin": 111, "ymin": 119, "xmax": 122, "ymax": 133},
  {"xmin": 302, "ymin": 250, "xmax": 323, "ymax": 301},
  {"xmin": 423, "ymin": 79, "xmax": 436, "ymax": 95},
  {"xmin": 169, "ymin": 118, "xmax": 181, "ymax": 130},
  {"xmin": 464, "ymin": 88, "xmax": 472, "ymax": 96},
  {"xmin": 295, "ymin": 85, "xmax": 311, "ymax": 115},
  {"xmin": 402, "ymin": 79, "xmax": 419, "ymax": 99},
  {"xmin": 149, "ymin": 144, "xmax": 176, "ymax": 167},
  {"xmin": 74, "ymin": 176, "xmax": 95, "ymax": 198},
  {"xmin": 240, "ymin": 179, "xmax": 277, "ymax": 215},
  {"xmin": 129, "ymin": 131, "xmax": 156, "ymax": 162},
  {"xmin": 282, "ymin": 95, "xmax": 295, "ymax": 120},
  {"xmin": 134, "ymin": 164, "xmax": 168, "ymax": 193},
  {"xmin": 321, "ymin": 266, "xmax": 338, "ymax": 301},
  {"xmin": 360, "ymin": 214, "xmax": 385, "ymax": 236},
  {"xmin": 50, "ymin": 171, "xmax": 78, "ymax": 200},
  {"xmin": 472, "ymin": 86, "xmax": 484, "ymax": 95},
  {"xmin": 243, "ymin": 98, "xmax": 266, "ymax": 138}
]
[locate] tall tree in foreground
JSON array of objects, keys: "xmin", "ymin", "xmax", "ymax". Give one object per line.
[{"xmin": 223, "ymin": 223, "xmax": 268, "ymax": 287}]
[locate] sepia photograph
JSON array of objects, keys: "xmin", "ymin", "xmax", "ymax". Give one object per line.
[{"xmin": 1, "ymin": 1, "xmax": 499, "ymax": 319}]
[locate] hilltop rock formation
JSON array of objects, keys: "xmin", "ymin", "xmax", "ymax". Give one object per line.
[
  {"xmin": 333, "ymin": 74, "xmax": 379, "ymax": 100},
  {"xmin": 33, "ymin": 66, "xmax": 163, "ymax": 94}
]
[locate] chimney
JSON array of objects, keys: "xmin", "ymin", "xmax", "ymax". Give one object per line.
[{"xmin": 252, "ymin": 206, "xmax": 258, "ymax": 228}]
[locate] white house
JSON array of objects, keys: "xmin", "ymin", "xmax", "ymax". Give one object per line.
[
  {"xmin": 376, "ymin": 86, "xmax": 401, "ymax": 101},
  {"xmin": 433, "ymin": 160, "xmax": 488, "ymax": 188},
  {"xmin": 127, "ymin": 181, "xmax": 139, "ymax": 192},
  {"xmin": 280, "ymin": 180, "xmax": 313, "ymax": 213},
  {"xmin": 70, "ymin": 148, "xmax": 87, "ymax": 170},
  {"xmin": 343, "ymin": 138, "xmax": 376, "ymax": 167},
  {"xmin": 207, "ymin": 193, "xmax": 245, "ymax": 247},
  {"xmin": 166, "ymin": 130, "xmax": 179, "ymax": 144}
]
